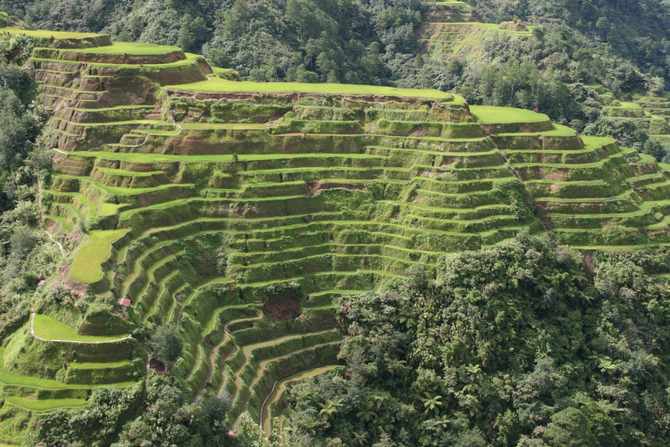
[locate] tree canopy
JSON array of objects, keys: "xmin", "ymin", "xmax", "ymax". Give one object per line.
[{"xmin": 280, "ymin": 236, "xmax": 670, "ymax": 446}]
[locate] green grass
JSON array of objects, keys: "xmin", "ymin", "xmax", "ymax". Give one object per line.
[
  {"xmin": 609, "ymin": 101, "xmax": 641, "ymax": 109},
  {"xmin": 69, "ymin": 150, "xmax": 383, "ymax": 164},
  {"xmin": 166, "ymin": 78, "xmax": 461, "ymax": 101},
  {"xmin": 498, "ymin": 124, "xmax": 577, "ymax": 137},
  {"xmin": 70, "ymin": 119, "xmax": 169, "ymax": 128},
  {"xmin": 580, "ymin": 135, "xmax": 616, "ymax": 146},
  {"xmin": 69, "ymin": 360, "xmax": 131, "ymax": 369},
  {"xmin": 181, "ymin": 122, "xmax": 268, "ymax": 130},
  {"xmin": 0, "ymin": 26, "xmax": 102, "ymax": 39},
  {"xmin": 5, "ymin": 396, "xmax": 87, "ymax": 412},
  {"xmin": 86, "ymin": 180, "xmax": 192, "ymax": 197},
  {"xmin": 0, "ymin": 367, "xmax": 89, "ymax": 390},
  {"xmin": 69, "ymin": 229, "xmax": 128, "ymax": 284},
  {"xmin": 32, "ymin": 314, "xmax": 129, "ymax": 343},
  {"xmin": 0, "ymin": 365, "xmax": 131, "ymax": 392},
  {"xmin": 73, "ymin": 42, "xmax": 181, "ymax": 55},
  {"xmin": 32, "ymin": 52, "xmax": 203, "ymax": 70},
  {"xmin": 470, "ymin": 105, "xmax": 549, "ymax": 124},
  {"xmin": 95, "ymin": 167, "xmax": 163, "ymax": 177},
  {"xmin": 71, "ymin": 104, "xmax": 154, "ymax": 112}
]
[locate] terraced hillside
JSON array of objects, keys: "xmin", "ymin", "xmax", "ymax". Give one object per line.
[
  {"xmin": 3, "ymin": 23, "xmax": 670, "ymax": 444},
  {"xmin": 420, "ymin": 0, "xmax": 533, "ymax": 59},
  {"xmin": 596, "ymin": 94, "xmax": 670, "ymax": 164}
]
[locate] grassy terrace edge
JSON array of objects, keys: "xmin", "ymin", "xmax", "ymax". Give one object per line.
[
  {"xmin": 0, "ymin": 26, "xmax": 103, "ymax": 39},
  {"xmin": 165, "ymin": 78, "xmax": 463, "ymax": 101}
]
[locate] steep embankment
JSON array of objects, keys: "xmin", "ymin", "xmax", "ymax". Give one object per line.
[{"xmin": 2, "ymin": 22, "xmax": 670, "ymax": 444}]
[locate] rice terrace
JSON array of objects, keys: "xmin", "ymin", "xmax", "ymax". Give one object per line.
[{"xmin": 0, "ymin": 1, "xmax": 669, "ymax": 445}]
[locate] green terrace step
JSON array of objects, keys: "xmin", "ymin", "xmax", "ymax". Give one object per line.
[
  {"xmin": 509, "ymin": 151, "xmax": 626, "ymax": 169},
  {"xmin": 225, "ymin": 329, "xmax": 341, "ymax": 389},
  {"xmin": 0, "ymin": 365, "xmax": 133, "ymax": 392},
  {"xmin": 54, "ymin": 119, "xmax": 175, "ymax": 131},
  {"xmin": 397, "ymin": 201, "xmax": 517, "ymax": 220},
  {"xmin": 240, "ymin": 342, "xmax": 341, "ymax": 425},
  {"xmin": 306, "ymin": 289, "xmax": 366, "ymax": 306},
  {"xmin": 68, "ymin": 150, "xmax": 389, "ymax": 167},
  {"xmin": 548, "ymin": 209, "xmax": 659, "ymax": 229},
  {"xmin": 112, "ymin": 211, "xmax": 347, "ymax": 260},
  {"xmin": 33, "ymin": 42, "xmax": 185, "ymax": 65},
  {"xmin": 414, "ymin": 186, "xmax": 516, "ymax": 208},
  {"xmin": 553, "ymin": 227, "xmax": 660, "ymax": 246},
  {"xmin": 77, "ymin": 178, "xmax": 196, "ymax": 208},
  {"xmin": 93, "ymin": 167, "xmax": 166, "ymax": 177},
  {"xmin": 187, "ymin": 307, "xmax": 265, "ymax": 395},
  {"xmin": 368, "ymin": 147, "xmax": 506, "ymax": 168},
  {"xmin": 403, "ymin": 213, "xmax": 522, "ymax": 233},
  {"xmin": 31, "ymin": 314, "xmax": 131, "ymax": 344},
  {"xmin": 118, "ymin": 239, "xmax": 189, "ymax": 298},
  {"xmin": 524, "ymin": 179, "xmax": 627, "ymax": 199},
  {"xmin": 231, "ymin": 328, "xmax": 340, "ymax": 381},
  {"xmin": 237, "ymin": 166, "xmax": 384, "ymax": 181},
  {"xmin": 638, "ymin": 179, "xmax": 670, "ymax": 199},
  {"xmin": 5, "ymin": 396, "xmax": 88, "ymax": 413},
  {"xmin": 0, "ymin": 350, "xmax": 136, "ymax": 414},
  {"xmin": 131, "ymin": 250, "xmax": 186, "ymax": 313},
  {"xmin": 164, "ymin": 282, "xmax": 193, "ymax": 323},
  {"xmin": 65, "ymin": 360, "xmax": 140, "ymax": 384},
  {"xmin": 162, "ymin": 251, "xmax": 433, "ymax": 296},
  {"xmin": 145, "ymin": 270, "xmax": 193, "ymax": 325},
  {"xmin": 415, "ymin": 176, "xmax": 518, "ymax": 193},
  {"xmin": 503, "ymin": 144, "xmax": 618, "ymax": 165},
  {"xmin": 31, "ymin": 52, "xmax": 208, "ymax": 73},
  {"xmin": 236, "ymin": 269, "xmax": 402, "ymax": 293},
  {"xmin": 537, "ymin": 197, "xmax": 640, "ymax": 214},
  {"xmin": 231, "ymin": 236, "xmax": 522, "ymax": 290},
  {"xmin": 365, "ymin": 143, "xmax": 499, "ymax": 157},
  {"xmin": 59, "ymin": 104, "xmax": 156, "ymax": 123},
  {"xmin": 429, "ymin": 165, "xmax": 515, "ymax": 180},
  {"xmin": 229, "ymin": 242, "xmax": 443, "ymax": 265},
  {"xmin": 67, "ymin": 360, "xmax": 132, "ymax": 370}
]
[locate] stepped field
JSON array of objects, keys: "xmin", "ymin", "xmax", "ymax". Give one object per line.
[
  {"xmin": 420, "ymin": 0, "xmax": 533, "ymax": 59},
  {"xmin": 607, "ymin": 96, "xmax": 670, "ymax": 153},
  {"xmin": 3, "ymin": 23, "xmax": 670, "ymax": 443}
]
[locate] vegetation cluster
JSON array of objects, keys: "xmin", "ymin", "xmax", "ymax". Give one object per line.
[{"xmin": 280, "ymin": 236, "xmax": 670, "ymax": 446}]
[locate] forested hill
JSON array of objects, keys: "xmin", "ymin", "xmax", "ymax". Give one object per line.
[{"xmin": 2, "ymin": 0, "xmax": 669, "ymax": 84}]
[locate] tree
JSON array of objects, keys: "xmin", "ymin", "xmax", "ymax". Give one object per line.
[
  {"xmin": 543, "ymin": 408, "xmax": 597, "ymax": 447},
  {"xmin": 149, "ymin": 325, "xmax": 182, "ymax": 363}
]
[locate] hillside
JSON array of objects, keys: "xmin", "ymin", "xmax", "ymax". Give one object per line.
[
  {"xmin": 4, "ymin": 1, "xmax": 670, "ymax": 157},
  {"xmin": 1, "ymin": 22, "xmax": 670, "ymax": 445}
]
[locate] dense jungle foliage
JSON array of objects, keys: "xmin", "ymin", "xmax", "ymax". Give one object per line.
[{"xmin": 279, "ymin": 236, "xmax": 670, "ymax": 446}]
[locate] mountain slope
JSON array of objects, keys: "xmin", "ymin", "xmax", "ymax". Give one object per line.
[{"xmin": 2, "ymin": 22, "xmax": 670, "ymax": 445}]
